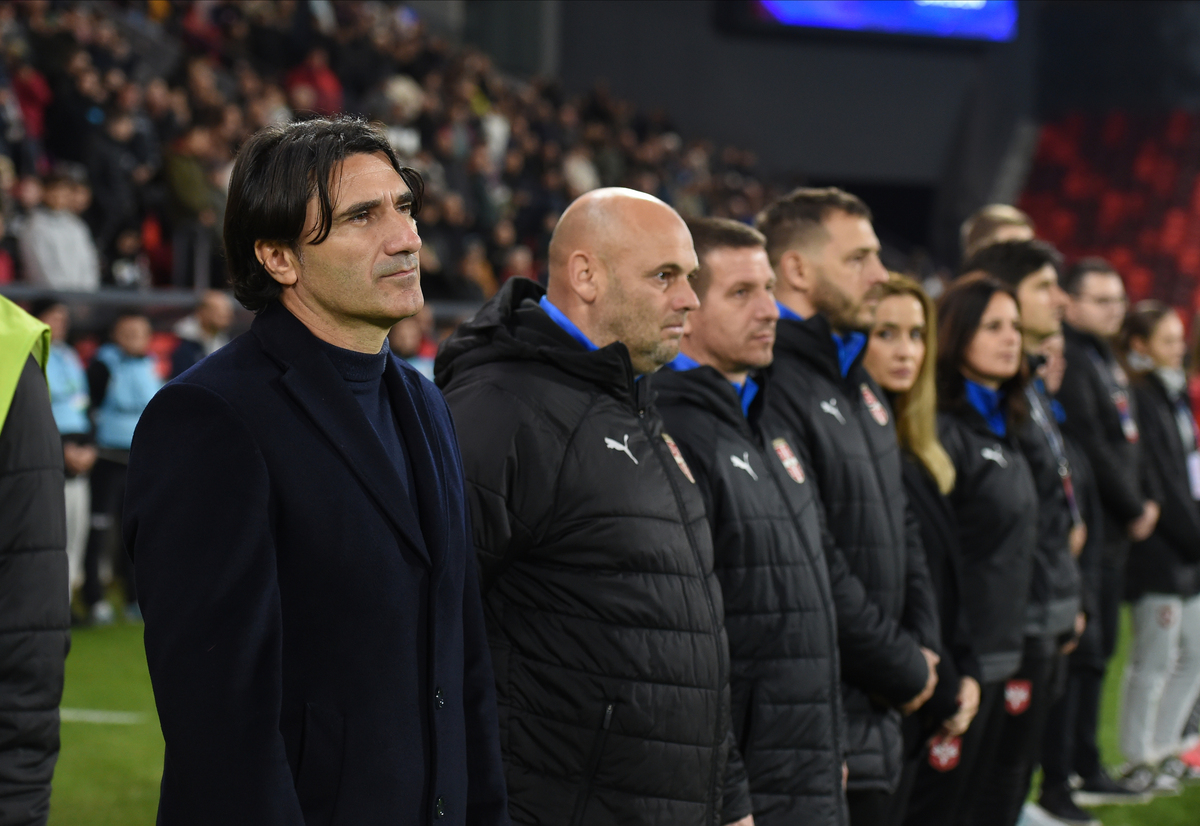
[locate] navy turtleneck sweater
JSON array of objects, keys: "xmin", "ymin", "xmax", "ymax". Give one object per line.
[{"xmin": 318, "ymin": 339, "xmax": 420, "ymax": 520}]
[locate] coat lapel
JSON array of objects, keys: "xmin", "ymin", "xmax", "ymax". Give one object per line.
[
  {"xmin": 255, "ymin": 305, "xmax": 432, "ymax": 567},
  {"xmin": 383, "ymin": 359, "xmax": 447, "ymax": 567}
]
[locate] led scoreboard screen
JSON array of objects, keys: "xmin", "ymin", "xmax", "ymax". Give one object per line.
[{"xmin": 740, "ymin": 0, "xmax": 1018, "ymax": 43}]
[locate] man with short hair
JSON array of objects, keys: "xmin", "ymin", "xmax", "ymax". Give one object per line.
[
  {"xmin": 755, "ymin": 188, "xmax": 940, "ymax": 826},
  {"xmin": 960, "ymin": 204, "xmax": 1035, "ymax": 261},
  {"xmin": 123, "ymin": 117, "xmax": 507, "ymax": 824},
  {"xmin": 955, "ymin": 240, "xmax": 1087, "ymax": 825},
  {"xmin": 17, "ymin": 169, "xmax": 101, "ymax": 291},
  {"xmin": 1052, "ymin": 258, "xmax": 1160, "ymax": 807},
  {"xmin": 657, "ymin": 218, "xmax": 948, "ymax": 826},
  {"xmin": 170, "ymin": 289, "xmax": 235, "ymax": 378},
  {"xmin": 437, "ymin": 189, "xmax": 752, "ymax": 826}
]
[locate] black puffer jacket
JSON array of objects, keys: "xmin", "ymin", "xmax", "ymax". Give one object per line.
[
  {"xmin": 938, "ymin": 404, "xmax": 1038, "ymax": 684},
  {"xmin": 901, "ymin": 456, "xmax": 970, "ymax": 730},
  {"xmin": 0, "ymin": 355, "xmax": 70, "ymax": 825},
  {"xmin": 1017, "ymin": 380, "xmax": 1082, "ymax": 639},
  {"xmin": 762, "ymin": 313, "xmax": 938, "ymax": 792},
  {"xmin": 1059, "ymin": 324, "xmax": 1152, "ymax": 563},
  {"xmin": 1126, "ymin": 372, "xmax": 1200, "ymax": 600},
  {"xmin": 436, "ymin": 279, "xmax": 745, "ymax": 826},
  {"xmin": 659, "ymin": 364, "xmax": 931, "ymax": 826}
]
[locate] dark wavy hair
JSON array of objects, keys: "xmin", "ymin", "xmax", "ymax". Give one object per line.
[
  {"xmin": 223, "ymin": 117, "xmax": 424, "ymax": 311},
  {"xmin": 936, "ymin": 274, "xmax": 1029, "ymax": 425}
]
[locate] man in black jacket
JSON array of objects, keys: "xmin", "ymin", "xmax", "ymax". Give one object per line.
[
  {"xmin": 123, "ymin": 118, "xmax": 507, "ymax": 825},
  {"xmin": 0, "ymin": 295, "xmax": 70, "ymax": 826},
  {"xmin": 755, "ymin": 188, "xmax": 939, "ymax": 825},
  {"xmin": 958, "ymin": 241, "xmax": 1085, "ymax": 825},
  {"xmin": 1057, "ymin": 257, "xmax": 1160, "ymax": 805},
  {"xmin": 656, "ymin": 218, "xmax": 944, "ymax": 826},
  {"xmin": 436, "ymin": 189, "xmax": 752, "ymax": 826}
]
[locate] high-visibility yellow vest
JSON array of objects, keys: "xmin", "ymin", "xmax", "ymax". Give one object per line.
[{"xmin": 0, "ymin": 295, "xmax": 51, "ymax": 432}]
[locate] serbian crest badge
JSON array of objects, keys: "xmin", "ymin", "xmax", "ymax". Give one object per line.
[
  {"xmin": 928, "ymin": 734, "xmax": 962, "ymax": 772},
  {"xmin": 1005, "ymin": 679, "xmax": 1032, "ymax": 716},
  {"xmin": 772, "ymin": 438, "xmax": 805, "ymax": 483},
  {"xmin": 661, "ymin": 433, "xmax": 695, "ymax": 483},
  {"xmin": 861, "ymin": 383, "xmax": 889, "ymax": 426}
]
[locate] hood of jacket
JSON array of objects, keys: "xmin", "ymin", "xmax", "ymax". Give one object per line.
[
  {"xmin": 773, "ymin": 311, "xmax": 858, "ymax": 386},
  {"xmin": 435, "ymin": 277, "xmax": 648, "ymax": 405}
]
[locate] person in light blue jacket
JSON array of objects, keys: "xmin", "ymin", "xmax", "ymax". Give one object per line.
[
  {"xmin": 82, "ymin": 312, "xmax": 162, "ymax": 624},
  {"xmin": 33, "ymin": 300, "xmax": 96, "ymax": 607}
]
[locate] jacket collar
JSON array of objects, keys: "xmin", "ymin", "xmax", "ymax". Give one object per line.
[
  {"xmin": 436, "ymin": 277, "xmax": 650, "ymax": 412},
  {"xmin": 773, "ymin": 311, "xmax": 848, "ymax": 384},
  {"xmin": 1062, "ymin": 321, "xmax": 1115, "ymax": 362},
  {"xmin": 252, "ymin": 302, "xmax": 437, "ymax": 568},
  {"xmin": 656, "ymin": 359, "xmax": 759, "ymax": 438}
]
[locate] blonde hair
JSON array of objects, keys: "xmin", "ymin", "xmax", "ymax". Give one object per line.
[{"xmin": 871, "ymin": 275, "xmax": 956, "ymax": 494}]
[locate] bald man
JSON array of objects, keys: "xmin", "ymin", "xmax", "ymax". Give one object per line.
[{"xmin": 436, "ymin": 189, "xmax": 753, "ymax": 826}]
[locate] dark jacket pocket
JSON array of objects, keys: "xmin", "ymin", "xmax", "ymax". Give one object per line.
[
  {"xmin": 571, "ymin": 703, "xmax": 615, "ymax": 826},
  {"xmin": 296, "ymin": 702, "xmax": 346, "ymax": 823}
]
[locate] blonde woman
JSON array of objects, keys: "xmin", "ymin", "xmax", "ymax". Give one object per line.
[{"xmin": 863, "ymin": 275, "xmax": 978, "ymax": 820}]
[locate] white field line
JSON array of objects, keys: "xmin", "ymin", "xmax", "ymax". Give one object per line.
[{"xmin": 60, "ymin": 708, "xmax": 146, "ymax": 725}]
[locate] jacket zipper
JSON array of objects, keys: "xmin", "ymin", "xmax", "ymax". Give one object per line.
[
  {"xmin": 643, "ymin": 412, "xmax": 727, "ymax": 823},
  {"xmin": 570, "ymin": 703, "xmax": 614, "ymax": 826}
]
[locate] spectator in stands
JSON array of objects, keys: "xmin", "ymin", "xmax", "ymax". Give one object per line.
[
  {"xmin": 1118, "ymin": 302, "xmax": 1200, "ymax": 790},
  {"xmin": 904, "ymin": 276, "xmax": 1038, "ymax": 826},
  {"xmin": 17, "ymin": 167, "xmax": 100, "ymax": 290},
  {"xmin": 169, "ymin": 289, "xmax": 233, "ymax": 378},
  {"xmin": 82, "ymin": 312, "xmax": 160, "ymax": 625},
  {"xmin": 1057, "ymin": 257, "xmax": 1160, "ymax": 806},
  {"xmin": 387, "ymin": 307, "xmax": 435, "ymax": 380},
  {"xmin": 164, "ymin": 122, "xmax": 220, "ymax": 287},
  {"xmin": 756, "ymin": 188, "xmax": 940, "ymax": 826},
  {"xmin": 33, "ymin": 299, "xmax": 94, "ymax": 605},
  {"xmin": 124, "ymin": 117, "xmax": 507, "ymax": 824},
  {"xmin": 437, "ymin": 189, "xmax": 752, "ymax": 826},
  {"xmin": 0, "ymin": 212, "xmax": 16, "ymax": 285},
  {"xmin": 285, "ymin": 47, "xmax": 343, "ymax": 117},
  {"xmin": 960, "ymin": 204, "xmax": 1035, "ymax": 261},
  {"xmin": 11, "ymin": 58, "xmax": 52, "ymax": 176},
  {"xmin": 862, "ymin": 275, "xmax": 980, "ymax": 820},
  {"xmin": 959, "ymin": 241, "xmax": 1085, "ymax": 826},
  {"xmin": 85, "ymin": 108, "xmax": 142, "ymax": 254},
  {"xmin": 660, "ymin": 219, "xmax": 934, "ymax": 825},
  {"xmin": 108, "ymin": 225, "xmax": 152, "ymax": 289},
  {"xmin": 0, "ymin": 294, "xmax": 69, "ymax": 826}
]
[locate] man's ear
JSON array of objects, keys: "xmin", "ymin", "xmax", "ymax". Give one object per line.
[
  {"xmin": 565, "ymin": 249, "xmax": 601, "ymax": 304},
  {"xmin": 777, "ymin": 248, "xmax": 811, "ymax": 294},
  {"xmin": 255, "ymin": 240, "xmax": 300, "ymax": 287}
]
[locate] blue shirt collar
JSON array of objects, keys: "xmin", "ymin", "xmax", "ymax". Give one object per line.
[
  {"xmin": 776, "ymin": 301, "xmax": 804, "ymax": 323},
  {"xmin": 964, "ymin": 379, "xmax": 1007, "ymax": 437},
  {"xmin": 775, "ymin": 302, "xmax": 864, "ymax": 377},
  {"xmin": 1034, "ymin": 377, "xmax": 1068, "ymax": 424},
  {"xmin": 539, "ymin": 295, "xmax": 598, "ymax": 351},
  {"xmin": 834, "ymin": 331, "xmax": 867, "ymax": 378},
  {"xmin": 667, "ymin": 352, "xmax": 759, "ymax": 417}
]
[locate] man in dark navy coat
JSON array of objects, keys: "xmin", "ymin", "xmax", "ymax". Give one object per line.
[{"xmin": 123, "ymin": 117, "xmax": 508, "ymax": 825}]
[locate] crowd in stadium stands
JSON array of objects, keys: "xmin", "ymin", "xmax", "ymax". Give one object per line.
[
  {"xmin": 7, "ymin": 4, "xmax": 1200, "ymax": 826},
  {"xmin": 0, "ymin": 0, "xmax": 770, "ymax": 299}
]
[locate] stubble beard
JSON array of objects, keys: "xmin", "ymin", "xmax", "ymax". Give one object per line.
[{"xmin": 812, "ymin": 270, "xmax": 866, "ymax": 332}]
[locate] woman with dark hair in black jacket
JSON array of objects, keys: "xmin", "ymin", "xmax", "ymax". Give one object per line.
[
  {"xmin": 1116, "ymin": 301, "xmax": 1200, "ymax": 788},
  {"xmin": 902, "ymin": 276, "xmax": 1038, "ymax": 826}
]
